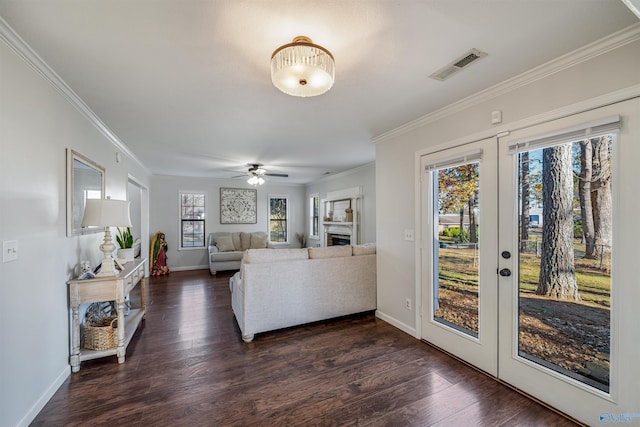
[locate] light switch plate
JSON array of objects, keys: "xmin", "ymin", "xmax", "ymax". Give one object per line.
[
  {"xmin": 404, "ymin": 229, "xmax": 414, "ymax": 241},
  {"xmin": 3, "ymin": 240, "xmax": 18, "ymax": 262}
]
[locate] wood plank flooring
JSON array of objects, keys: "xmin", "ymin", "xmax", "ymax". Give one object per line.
[{"xmin": 32, "ymin": 270, "xmax": 578, "ymax": 426}]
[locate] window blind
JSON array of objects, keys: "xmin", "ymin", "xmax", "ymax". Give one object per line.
[
  {"xmin": 507, "ymin": 115, "xmax": 620, "ymax": 155},
  {"xmin": 424, "ymin": 149, "xmax": 483, "ymax": 172}
]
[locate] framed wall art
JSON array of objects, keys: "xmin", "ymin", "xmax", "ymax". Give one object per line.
[{"xmin": 220, "ymin": 188, "xmax": 257, "ymax": 224}]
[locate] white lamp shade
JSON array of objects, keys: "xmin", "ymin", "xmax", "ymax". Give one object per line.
[{"xmin": 81, "ymin": 198, "xmax": 132, "ymax": 228}]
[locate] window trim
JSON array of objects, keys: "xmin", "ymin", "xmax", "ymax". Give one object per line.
[
  {"xmin": 178, "ymin": 190, "xmax": 206, "ymax": 251},
  {"xmin": 268, "ymin": 193, "xmax": 289, "ymax": 245},
  {"xmin": 309, "ymin": 193, "xmax": 319, "ymax": 239}
]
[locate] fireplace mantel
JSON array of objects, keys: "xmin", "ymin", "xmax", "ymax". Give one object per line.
[{"xmin": 321, "ymin": 187, "xmax": 362, "ymax": 246}]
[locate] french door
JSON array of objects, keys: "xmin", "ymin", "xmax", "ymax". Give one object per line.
[
  {"xmin": 420, "ymin": 138, "xmax": 498, "ymax": 375},
  {"xmin": 421, "ymin": 98, "xmax": 640, "ymax": 425}
]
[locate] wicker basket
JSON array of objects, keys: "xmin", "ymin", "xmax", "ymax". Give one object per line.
[{"xmin": 83, "ymin": 317, "xmax": 117, "ymax": 350}]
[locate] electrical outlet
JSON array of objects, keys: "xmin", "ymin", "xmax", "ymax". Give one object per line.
[{"xmin": 405, "ymin": 298, "xmax": 411, "ymax": 311}]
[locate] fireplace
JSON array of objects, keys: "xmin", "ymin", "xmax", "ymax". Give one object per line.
[
  {"xmin": 322, "ymin": 187, "xmax": 362, "ymax": 247},
  {"xmin": 327, "ymin": 233, "xmax": 351, "ymax": 246}
]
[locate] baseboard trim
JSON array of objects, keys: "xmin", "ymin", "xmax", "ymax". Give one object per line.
[
  {"xmin": 16, "ymin": 365, "xmax": 69, "ymax": 427},
  {"xmin": 375, "ymin": 310, "xmax": 419, "ymax": 339},
  {"xmin": 170, "ymin": 265, "xmax": 209, "ymax": 272}
]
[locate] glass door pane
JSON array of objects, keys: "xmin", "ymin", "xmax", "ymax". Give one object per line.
[
  {"xmin": 433, "ymin": 162, "xmax": 480, "ymax": 338},
  {"xmin": 516, "ymin": 136, "xmax": 612, "ymax": 392}
]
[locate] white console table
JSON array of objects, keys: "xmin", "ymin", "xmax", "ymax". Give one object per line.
[{"xmin": 67, "ymin": 258, "xmax": 147, "ymax": 372}]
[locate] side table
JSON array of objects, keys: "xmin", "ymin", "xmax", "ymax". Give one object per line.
[{"xmin": 67, "ymin": 258, "xmax": 147, "ymax": 372}]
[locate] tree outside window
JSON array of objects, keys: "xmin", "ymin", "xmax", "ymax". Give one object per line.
[
  {"xmin": 180, "ymin": 192, "xmax": 205, "ymax": 248},
  {"xmin": 269, "ymin": 195, "xmax": 289, "ymax": 243}
]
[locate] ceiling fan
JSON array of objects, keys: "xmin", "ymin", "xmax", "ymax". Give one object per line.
[{"xmin": 237, "ymin": 163, "xmax": 288, "ymax": 186}]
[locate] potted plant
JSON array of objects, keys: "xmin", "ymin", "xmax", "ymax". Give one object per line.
[{"xmin": 116, "ymin": 227, "xmax": 135, "ymax": 262}]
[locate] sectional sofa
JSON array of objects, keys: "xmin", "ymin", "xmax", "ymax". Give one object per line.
[
  {"xmin": 207, "ymin": 231, "xmax": 268, "ymax": 274},
  {"xmin": 229, "ymin": 244, "xmax": 377, "ymax": 342}
]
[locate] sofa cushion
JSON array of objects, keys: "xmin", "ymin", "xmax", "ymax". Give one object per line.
[
  {"xmin": 231, "ymin": 232, "xmax": 241, "ymax": 251},
  {"xmin": 308, "ymin": 245, "xmax": 352, "ymax": 259},
  {"xmin": 352, "ymin": 243, "xmax": 376, "ymax": 256},
  {"xmin": 216, "ymin": 234, "xmax": 236, "ymax": 252},
  {"xmin": 210, "ymin": 251, "xmax": 244, "ymax": 262},
  {"xmin": 240, "ymin": 232, "xmax": 252, "ymax": 250},
  {"xmin": 211, "ymin": 232, "xmax": 229, "ymax": 244},
  {"xmin": 244, "ymin": 248, "xmax": 309, "ymax": 264},
  {"xmin": 250, "ymin": 233, "xmax": 268, "ymax": 249}
]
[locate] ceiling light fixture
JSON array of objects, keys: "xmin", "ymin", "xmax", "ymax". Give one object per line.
[{"xmin": 271, "ymin": 36, "xmax": 335, "ymax": 97}]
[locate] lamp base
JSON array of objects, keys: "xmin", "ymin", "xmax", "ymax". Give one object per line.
[
  {"xmin": 96, "ymin": 227, "xmax": 118, "ymax": 277},
  {"xmin": 96, "ymin": 256, "xmax": 117, "ymax": 277}
]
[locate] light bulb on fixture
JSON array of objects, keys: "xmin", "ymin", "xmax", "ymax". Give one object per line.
[{"xmin": 248, "ymin": 175, "xmax": 265, "ymax": 186}]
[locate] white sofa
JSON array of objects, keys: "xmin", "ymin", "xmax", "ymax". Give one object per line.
[
  {"xmin": 230, "ymin": 244, "xmax": 377, "ymax": 342},
  {"xmin": 208, "ymin": 231, "xmax": 268, "ymax": 275}
]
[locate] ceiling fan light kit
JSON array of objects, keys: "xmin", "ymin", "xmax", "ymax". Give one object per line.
[
  {"xmin": 247, "ymin": 175, "xmax": 265, "ymax": 186},
  {"xmin": 271, "ymin": 36, "xmax": 335, "ymax": 97},
  {"xmin": 245, "ymin": 163, "xmax": 287, "ymax": 186}
]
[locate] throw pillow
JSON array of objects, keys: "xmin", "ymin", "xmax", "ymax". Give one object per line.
[
  {"xmin": 240, "ymin": 232, "xmax": 252, "ymax": 250},
  {"xmin": 308, "ymin": 245, "xmax": 352, "ymax": 259},
  {"xmin": 231, "ymin": 233, "xmax": 241, "ymax": 251},
  {"xmin": 250, "ymin": 233, "xmax": 268, "ymax": 249},
  {"xmin": 352, "ymin": 243, "xmax": 376, "ymax": 256},
  {"xmin": 216, "ymin": 234, "xmax": 235, "ymax": 252}
]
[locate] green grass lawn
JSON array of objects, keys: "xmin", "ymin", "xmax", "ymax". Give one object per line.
[{"xmin": 437, "ymin": 242, "xmax": 611, "ymax": 308}]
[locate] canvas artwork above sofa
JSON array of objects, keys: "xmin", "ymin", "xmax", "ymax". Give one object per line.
[{"xmin": 208, "ymin": 231, "xmax": 268, "ymax": 274}]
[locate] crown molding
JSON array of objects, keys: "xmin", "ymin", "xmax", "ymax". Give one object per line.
[
  {"xmin": 314, "ymin": 161, "xmax": 375, "ymax": 184},
  {"xmin": 0, "ymin": 16, "xmax": 151, "ymax": 175},
  {"xmin": 373, "ymin": 22, "xmax": 640, "ymax": 145}
]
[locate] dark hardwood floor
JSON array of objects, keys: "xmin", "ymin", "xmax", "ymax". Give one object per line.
[{"xmin": 32, "ymin": 270, "xmax": 578, "ymax": 426}]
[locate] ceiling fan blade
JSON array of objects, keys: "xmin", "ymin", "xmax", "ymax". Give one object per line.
[
  {"xmin": 265, "ymin": 173, "xmax": 289, "ymax": 177},
  {"xmin": 230, "ymin": 174, "xmax": 247, "ymax": 179}
]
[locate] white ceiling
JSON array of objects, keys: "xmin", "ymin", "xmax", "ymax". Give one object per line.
[{"xmin": 1, "ymin": 1, "xmax": 638, "ymax": 184}]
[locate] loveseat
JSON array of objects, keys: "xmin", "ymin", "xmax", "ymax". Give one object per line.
[
  {"xmin": 208, "ymin": 231, "xmax": 268, "ymax": 275},
  {"xmin": 230, "ymin": 244, "xmax": 376, "ymax": 342}
]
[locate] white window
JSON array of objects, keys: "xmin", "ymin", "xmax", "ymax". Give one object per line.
[
  {"xmin": 179, "ymin": 192, "xmax": 205, "ymax": 248},
  {"xmin": 309, "ymin": 194, "xmax": 319, "ymax": 238},
  {"xmin": 268, "ymin": 194, "xmax": 289, "ymax": 244}
]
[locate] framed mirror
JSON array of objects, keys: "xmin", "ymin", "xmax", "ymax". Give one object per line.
[{"xmin": 66, "ymin": 149, "xmax": 105, "ymax": 236}]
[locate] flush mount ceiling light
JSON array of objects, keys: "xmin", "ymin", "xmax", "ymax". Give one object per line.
[{"xmin": 271, "ymin": 36, "xmax": 335, "ymax": 97}]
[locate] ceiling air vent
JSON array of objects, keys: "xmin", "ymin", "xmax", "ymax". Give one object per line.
[{"xmin": 429, "ymin": 48, "xmax": 488, "ymax": 81}]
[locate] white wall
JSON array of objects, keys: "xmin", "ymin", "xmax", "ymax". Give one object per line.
[
  {"xmin": 0, "ymin": 39, "xmax": 151, "ymax": 426},
  {"xmin": 305, "ymin": 162, "xmax": 376, "ymax": 246},
  {"xmin": 149, "ymin": 175, "xmax": 306, "ymax": 270},
  {"xmin": 374, "ymin": 40, "xmax": 640, "ymax": 335}
]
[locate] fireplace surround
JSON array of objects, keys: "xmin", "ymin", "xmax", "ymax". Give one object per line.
[{"xmin": 322, "ymin": 187, "xmax": 361, "ymax": 246}]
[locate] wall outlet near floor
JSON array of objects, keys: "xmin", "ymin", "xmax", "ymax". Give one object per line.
[{"xmin": 405, "ymin": 298, "xmax": 412, "ymax": 311}]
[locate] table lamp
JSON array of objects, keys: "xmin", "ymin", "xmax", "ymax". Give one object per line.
[{"xmin": 81, "ymin": 196, "xmax": 132, "ymax": 277}]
